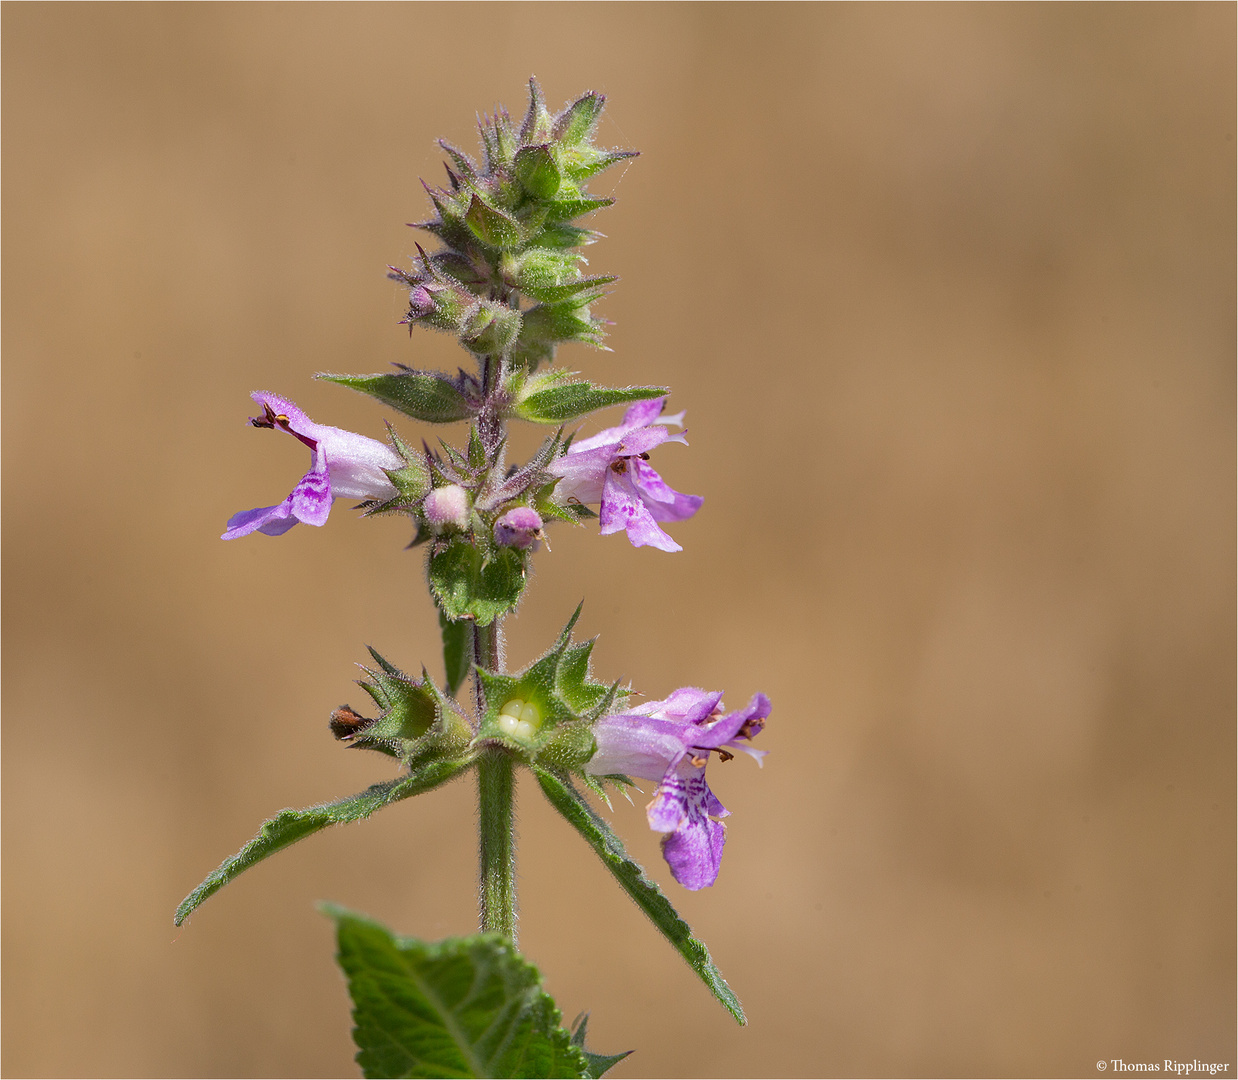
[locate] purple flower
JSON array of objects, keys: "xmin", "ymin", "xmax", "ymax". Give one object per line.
[
  {"xmin": 222, "ymin": 392, "xmax": 404, "ymax": 540},
  {"xmin": 585, "ymin": 687, "xmax": 770, "ymax": 890},
  {"xmin": 548, "ymin": 398, "xmax": 703, "ymax": 552}
]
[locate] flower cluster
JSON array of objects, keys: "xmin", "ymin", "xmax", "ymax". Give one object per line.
[{"xmin": 224, "ymin": 393, "xmax": 702, "ymax": 554}]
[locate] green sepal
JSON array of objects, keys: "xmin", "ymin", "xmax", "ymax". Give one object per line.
[
  {"xmin": 461, "ymin": 300, "xmax": 523, "ymax": 356},
  {"xmin": 466, "ymin": 193, "xmax": 526, "ymax": 251},
  {"xmin": 533, "ymin": 768, "xmax": 746, "ymax": 1025},
  {"xmin": 531, "ymin": 223, "xmax": 599, "ymax": 249},
  {"xmin": 512, "ymin": 303, "xmax": 605, "ymax": 368},
  {"xmin": 438, "ymin": 608, "xmax": 474, "ymax": 697},
  {"xmin": 543, "ymin": 195, "xmax": 615, "ymax": 224},
  {"xmin": 561, "ymin": 147, "xmax": 639, "ymax": 184},
  {"xmin": 508, "ymin": 369, "xmax": 666, "ymax": 424},
  {"xmin": 438, "ymin": 139, "xmax": 480, "ymax": 184},
  {"xmin": 320, "ymin": 370, "xmax": 476, "ymax": 424},
  {"xmin": 473, "ymin": 605, "xmax": 620, "ymax": 769},
  {"xmin": 173, "ymin": 758, "xmax": 473, "ymax": 926},
  {"xmin": 326, "ymin": 908, "xmax": 600, "ymax": 1079},
  {"xmin": 344, "ymin": 649, "xmax": 473, "ymax": 762},
  {"xmin": 429, "ymin": 539, "xmax": 527, "ymax": 626},
  {"xmin": 514, "ymin": 144, "xmax": 562, "ymax": 200},
  {"xmin": 521, "ymin": 275, "xmax": 617, "ymax": 306},
  {"xmin": 553, "ymin": 91, "xmax": 606, "ymax": 147},
  {"xmin": 570, "ymin": 1014, "xmax": 632, "ymax": 1079},
  {"xmin": 518, "ymin": 77, "xmax": 554, "ymax": 144},
  {"xmin": 351, "ymin": 423, "xmax": 433, "ymax": 518},
  {"xmin": 466, "ymin": 424, "xmax": 486, "ymax": 470}
]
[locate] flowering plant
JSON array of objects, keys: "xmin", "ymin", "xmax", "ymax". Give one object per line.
[{"xmin": 177, "ymin": 81, "xmax": 770, "ymax": 1077}]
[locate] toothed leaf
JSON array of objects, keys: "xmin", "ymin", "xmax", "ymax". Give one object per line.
[{"xmin": 327, "ymin": 908, "xmax": 594, "ymax": 1079}]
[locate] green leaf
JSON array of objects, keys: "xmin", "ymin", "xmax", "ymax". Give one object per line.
[
  {"xmin": 321, "ymin": 371, "xmax": 476, "ymax": 424},
  {"xmin": 174, "ymin": 759, "xmax": 472, "ymax": 926},
  {"xmin": 533, "ymin": 768, "xmax": 747, "ymax": 1025},
  {"xmin": 429, "ymin": 540, "xmax": 527, "ymax": 626},
  {"xmin": 326, "ymin": 909, "xmax": 595, "ymax": 1079},
  {"xmin": 570, "ymin": 1014, "xmax": 631, "ymax": 1079},
  {"xmin": 439, "ymin": 608, "xmax": 474, "ymax": 697},
  {"xmin": 511, "ymin": 374, "xmax": 666, "ymax": 424}
]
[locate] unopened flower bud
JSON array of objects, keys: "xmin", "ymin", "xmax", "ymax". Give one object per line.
[
  {"xmin": 423, "ymin": 484, "xmax": 470, "ymax": 529},
  {"xmin": 494, "ymin": 507, "xmax": 543, "ymax": 551},
  {"xmin": 407, "ymin": 285, "xmax": 436, "ymax": 318}
]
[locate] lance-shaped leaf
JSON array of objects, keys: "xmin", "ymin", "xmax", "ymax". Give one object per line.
[
  {"xmin": 533, "ymin": 767, "xmax": 746, "ymax": 1025},
  {"xmin": 508, "ymin": 369, "xmax": 667, "ymax": 424},
  {"xmin": 326, "ymin": 908, "xmax": 608, "ymax": 1079},
  {"xmin": 174, "ymin": 757, "xmax": 473, "ymax": 926},
  {"xmin": 320, "ymin": 370, "xmax": 477, "ymax": 424}
]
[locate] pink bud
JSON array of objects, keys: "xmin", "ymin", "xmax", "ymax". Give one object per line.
[
  {"xmin": 493, "ymin": 507, "xmax": 543, "ymax": 551},
  {"xmin": 423, "ymin": 484, "xmax": 470, "ymax": 529}
]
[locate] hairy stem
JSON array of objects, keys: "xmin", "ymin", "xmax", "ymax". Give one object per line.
[{"xmin": 474, "ymin": 619, "xmax": 517, "ymax": 940}]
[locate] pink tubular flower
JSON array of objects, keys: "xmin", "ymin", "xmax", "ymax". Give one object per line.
[
  {"xmin": 585, "ymin": 687, "xmax": 770, "ymax": 890},
  {"xmin": 548, "ymin": 398, "xmax": 702, "ymax": 552},
  {"xmin": 222, "ymin": 392, "xmax": 403, "ymax": 539}
]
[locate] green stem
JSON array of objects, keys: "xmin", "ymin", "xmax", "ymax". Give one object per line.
[
  {"xmin": 474, "ymin": 619, "xmax": 516, "ymax": 940},
  {"xmin": 477, "ymin": 746, "xmax": 516, "ymax": 940}
]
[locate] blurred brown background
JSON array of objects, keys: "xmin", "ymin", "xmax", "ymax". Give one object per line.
[{"xmin": 3, "ymin": 4, "xmax": 1234, "ymax": 1077}]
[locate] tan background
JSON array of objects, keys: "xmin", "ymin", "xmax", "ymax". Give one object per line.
[{"xmin": 3, "ymin": 4, "xmax": 1234, "ymax": 1077}]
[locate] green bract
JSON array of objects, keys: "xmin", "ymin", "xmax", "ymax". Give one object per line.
[
  {"xmin": 429, "ymin": 539, "xmax": 528, "ymax": 626},
  {"xmin": 505, "ymin": 368, "xmax": 667, "ymax": 424}
]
